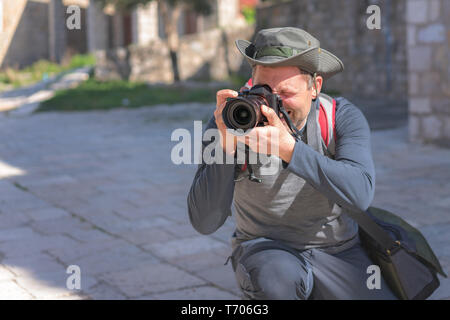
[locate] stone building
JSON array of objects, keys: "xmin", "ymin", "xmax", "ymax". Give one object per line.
[
  {"xmin": 0, "ymin": 0, "xmax": 246, "ymax": 68},
  {"xmin": 1, "ymin": 0, "xmax": 56, "ymax": 68},
  {"xmin": 256, "ymin": 0, "xmax": 408, "ymax": 103},
  {"xmin": 93, "ymin": 0, "xmax": 251, "ymax": 83},
  {"xmin": 0, "ymin": 0, "xmax": 89, "ymax": 68},
  {"xmin": 406, "ymin": 0, "xmax": 450, "ymax": 146}
]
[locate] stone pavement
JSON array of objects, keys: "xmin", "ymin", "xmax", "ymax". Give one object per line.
[{"xmin": 0, "ymin": 102, "xmax": 449, "ymax": 300}]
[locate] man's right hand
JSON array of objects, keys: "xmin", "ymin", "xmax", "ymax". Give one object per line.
[{"xmin": 214, "ymin": 89, "xmax": 238, "ymax": 156}]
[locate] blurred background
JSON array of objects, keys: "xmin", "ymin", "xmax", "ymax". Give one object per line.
[{"xmin": 0, "ymin": 0, "xmax": 449, "ymax": 300}]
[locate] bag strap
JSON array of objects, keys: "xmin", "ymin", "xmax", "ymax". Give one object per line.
[{"xmin": 343, "ymin": 206, "xmax": 399, "ymax": 253}]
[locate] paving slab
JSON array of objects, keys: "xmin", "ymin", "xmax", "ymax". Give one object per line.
[
  {"xmin": 0, "ymin": 280, "xmax": 34, "ymax": 299},
  {"xmin": 143, "ymin": 235, "xmax": 229, "ymax": 260},
  {"xmin": 149, "ymin": 285, "xmax": 240, "ymax": 300},
  {"xmin": 82, "ymin": 281, "xmax": 127, "ymax": 300},
  {"xmin": 0, "ymin": 234, "xmax": 80, "ymax": 259},
  {"xmin": 59, "ymin": 243, "xmax": 159, "ymax": 277},
  {"xmin": 100, "ymin": 262, "xmax": 207, "ymax": 299}
]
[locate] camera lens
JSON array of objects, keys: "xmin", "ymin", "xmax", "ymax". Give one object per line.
[
  {"xmin": 233, "ymin": 105, "xmax": 252, "ymax": 125},
  {"xmin": 222, "ymin": 96, "xmax": 265, "ymax": 131}
]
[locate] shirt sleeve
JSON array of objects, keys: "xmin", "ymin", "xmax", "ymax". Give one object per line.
[
  {"xmin": 285, "ymin": 97, "xmax": 375, "ymax": 211},
  {"xmin": 186, "ymin": 115, "xmax": 237, "ymax": 235}
]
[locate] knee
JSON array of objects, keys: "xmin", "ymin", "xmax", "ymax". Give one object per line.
[{"xmin": 235, "ymin": 251, "xmax": 313, "ymax": 300}]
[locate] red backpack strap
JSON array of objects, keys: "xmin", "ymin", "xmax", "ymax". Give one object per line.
[
  {"xmin": 244, "ymin": 78, "xmax": 253, "ymax": 89},
  {"xmin": 318, "ymin": 93, "xmax": 336, "ymax": 156},
  {"xmin": 239, "ymin": 78, "xmax": 253, "ymax": 93}
]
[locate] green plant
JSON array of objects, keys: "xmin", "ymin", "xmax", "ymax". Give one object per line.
[
  {"xmin": 241, "ymin": 5, "xmax": 256, "ymax": 24},
  {"xmin": 68, "ymin": 54, "xmax": 96, "ymax": 69},
  {"xmin": 0, "ymin": 54, "xmax": 96, "ymax": 89}
]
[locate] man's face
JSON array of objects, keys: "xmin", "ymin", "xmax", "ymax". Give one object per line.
[{"xmin": 253, "ymin": 65, "xmax": 320, "ymax": 130}]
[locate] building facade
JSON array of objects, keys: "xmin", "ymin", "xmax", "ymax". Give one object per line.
[
  {"xmin": 0, "ymin": 0, "xmax": 245, "ymax": 68},
  {"xmin": 406, "ymin": 0, "xmax": 450, "ymax": 146}
]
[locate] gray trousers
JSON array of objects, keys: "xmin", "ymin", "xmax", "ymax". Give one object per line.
[{"xmin": 230, "ymin": 235, "xmax": 398, "ymax": 300}]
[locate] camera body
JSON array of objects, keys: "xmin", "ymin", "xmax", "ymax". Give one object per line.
[{"xmin": 222, "ymin": 84, "xmax": 282, "ymax": 131}]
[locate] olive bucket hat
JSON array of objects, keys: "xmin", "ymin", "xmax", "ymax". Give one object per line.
[{"xmin": 236, "ymin": 27, "xmax": 344, "ymax": 79}]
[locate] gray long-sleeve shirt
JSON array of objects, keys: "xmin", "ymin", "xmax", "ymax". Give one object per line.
[{"xmin": 187, "ymin": 97, "xmax": 375, "ymax": 249}]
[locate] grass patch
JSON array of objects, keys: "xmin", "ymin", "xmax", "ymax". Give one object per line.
[
  {"xmin": 37, "ymin": 78, "xmax": 216, "ymax": 112},
  {"xmin": 241, "ymin": 6, "xmax": 256, "ymax": 25},
  {"xmin": 0, "ymin": 54, "xmax": 95, "ymax": 89}
]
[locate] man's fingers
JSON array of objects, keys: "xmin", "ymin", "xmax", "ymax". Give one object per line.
[
  {"xmin": 216, "ymin": 89, "xmax": 238, "ymax": 109},
  {"xmin": 215, "ymin": 89, "xmax": 239, "ymax": 128},
  {"xmin": 261, "ymin": 105, "xmax": 283, "ymax": 128},
  {"xmin": 214, "ymin": 102, "xmax": 225, "ymax": 120},
  {"xmin": 215, "ymin": 89, "xmax": 238, "ymax": 122},
  {"xmin": 217, "ymin": 89, "xmax": 238, "ymax": 99}
]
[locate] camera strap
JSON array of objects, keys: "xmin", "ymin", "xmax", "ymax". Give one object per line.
[
  {"xmin": 244, "ymin": 144, "xmax": 263, "ymax": 183},
  {"xmin": 278, "ymin": 106, "xmax": 303, "ymax": 141}
]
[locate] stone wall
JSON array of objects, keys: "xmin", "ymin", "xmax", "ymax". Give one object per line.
[
  {"xmin": 256, "ymin": 0, "xmax": 408, "ymax": 103},
  {"xmin": 132, "ymin": 2, "xmax": 159, "ymax": 46},
  {"xmin": 1, "ymin": 0, "xmax": 89, "ymax": 68},
  {"xmin": 407, "ymin": 0, "xmax": 450, "ymax": 146},
  {"xmin": 1, "ymin": 0, "xmax": 50, "ymax": 68},
  {"xmin": 49, "ymin": 0, "xmax": 66, "ymax": 62},
  {"xmin": 95, "ymin": 24, "xmax": 255, "ymax": 83},
  {"xmin": 87, "ymin": 1, "xmax": 109, "ymax": 52}
]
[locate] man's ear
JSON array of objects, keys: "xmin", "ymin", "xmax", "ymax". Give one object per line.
[{"xmin": 312, "ymin": 75, "xmax": 323, "ymax": 99}]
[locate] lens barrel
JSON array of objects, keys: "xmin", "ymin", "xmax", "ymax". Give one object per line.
[{"xmin": 222, "ymin": 96, "xmax": 265, "ymax": 130}]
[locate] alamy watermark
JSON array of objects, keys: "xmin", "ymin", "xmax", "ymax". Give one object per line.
[
  {"xmin": 171, "ymin": 121, "xmax": 282, "ymax": 176},
  {"xmin": 366, "ymin": 265, "xmax": 381, "ymax": 290},
  {"xmin": 66, "ymin": 265, "xmax": 81, "ymax": 290},
  {"xmin": 66, "ymin": 5, "xmax": 81, "ymax": 30},
  {"xmin": 366, "ymin": 5, "xmax": 381, "ymax": 30}
]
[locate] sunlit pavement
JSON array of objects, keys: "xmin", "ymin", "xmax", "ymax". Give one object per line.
[{"xmin": 0, "ymin": 103, "xmax": 449, "ymax": 299}]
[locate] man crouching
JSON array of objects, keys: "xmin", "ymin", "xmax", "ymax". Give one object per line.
[{"xmin": 187, "ymin": 27, "xmax": 396, "ymax": 300}]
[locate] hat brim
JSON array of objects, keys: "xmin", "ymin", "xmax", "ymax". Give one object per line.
[{"xmin": 236, "ymin": 39, "xmax": 344, "ymax": 80}]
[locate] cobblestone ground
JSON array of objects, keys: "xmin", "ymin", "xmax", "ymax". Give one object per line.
[{"xmin": 0, "ymin": 103, "xmax": 449, "ymax": 300}]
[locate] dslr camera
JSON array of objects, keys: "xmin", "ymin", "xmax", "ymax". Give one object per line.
[{"xmin": 222, "ymin": 84, "xmax": 282, "ymax": 131}]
